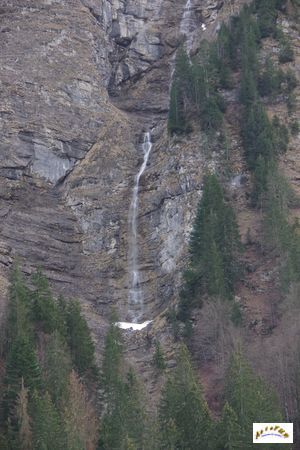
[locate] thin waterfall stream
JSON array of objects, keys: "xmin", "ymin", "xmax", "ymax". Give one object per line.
[
  {"xmin": 180, "ymin": 0, "xmax": 195, "ymax": 53},
  {"xmin": 117, "ymin": 132, "xmax": 153, "ymax": 330},
  {"xmin": 117, "ymin": 0, "xmax": 202, "ymax": 331}
]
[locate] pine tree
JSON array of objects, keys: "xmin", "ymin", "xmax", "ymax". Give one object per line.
[
  {"xmin": 66, "ymin": 300, "xmax": 96, "ymax": 376},
  {"xmin": 159, "ymin": 345, "xmax": 211, "ymax": 449}
]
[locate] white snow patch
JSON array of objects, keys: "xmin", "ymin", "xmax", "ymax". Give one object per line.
[{"xmin": 116, "ymin": 320, "xmax": 152, "ymax": 331}]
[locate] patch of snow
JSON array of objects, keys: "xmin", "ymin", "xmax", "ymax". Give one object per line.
[
  {"xmin": 231, "ymin": 174, "xmax": 243, "ymax": 188},
  {"xmin": 116, "ymin": 320, "xmax": 152, "ymax": 331}
]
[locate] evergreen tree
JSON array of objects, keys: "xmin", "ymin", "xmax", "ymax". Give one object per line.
[
  {"xmin": 100, "ymin": 318, "xmax": 149, "ymax": 450},
  {"xmin": 159, "ymin": 345, "xmax": 211, "ymax": 449},
  {"xmin": 168, "ymin": 47, "xmax": 191, "ymax": 135},
  {"xmin": 3, "ymin": 336, "xmax": 41, "ymax": 421},
  {"xmin": 99, "ymin": 317, "xmax": 128, "ymax": 449},
  {"xmin": 183, "ymin": 174, "xmax": 241, "ymax": 303},
  {"xmin": 31, "ymin": 268, "xmax": 61, "ymax": 334},
  {"xmin": 168, "ymin": 81, "xmax": 188, "ymax": 135},
  {"xmin": 258, "ymin": 58, "xmax": 283, "ymax": 97},
  {"xmin": 256, "ymin": 0, "xmax": 278, "ymax": 38},
  {"xmin": 153, "ymin": 341, "xmax": 166, "ymax": 373},
  {"xmin": 263, "ymin": 168, "xmax": 292, "ymax": 252},
  {"xmin": 42, "ymin": 331, "xmax": 71, "ymax": 408},
  {"xmin": 214, "ymin": 402, "xmax": 243, "ymax": 450},
  {"xmin": 6, "ymin": 264, "xmax": 32, "ymax": 349},
  {"xmin": 225, "ymin": 349, "xmax": 283, "ymax": 448},
  {"xmin": 66, "ymin": 300, "xmax": 96, "ymax": 376},
  {"xmin": 123, "ymin": 368, "xmax": 148, "ymax": 449},
  {"xmin": 31, "ymin": 391, "xmax": 64, "ymax": 450}
]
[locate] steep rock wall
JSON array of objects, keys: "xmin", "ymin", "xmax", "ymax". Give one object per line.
[{"xmin": 0, "ymin": 0, "xmax": 249, "ymax": 339}]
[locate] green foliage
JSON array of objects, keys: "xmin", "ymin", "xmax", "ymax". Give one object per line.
[
  {"xmin": 255, "ymin": 0, "xmax": 279, "ymax": 38},
  {"xmin": 258, "ymin": 58, "xmax": 284, "ymax": 97},
  {"xmin": 159, "ymin": 345, "xmax": 211, "ymax": 449},
  {"xmin": 66, "ymin": 300, "xmax": 96, "ymax": 376},
  {"xmin": 42, "ymin": 331, "xmax": 71, "ymax": 408},
  {"xmin": 263, "ymin": 168, "xmax": 293, "ymax": 250},
  {"xmin": 153, "ymin": 341, "xmax": 166, "ymax": 372},
  {"xmin": 6, "ymin": 264, "xmax": 33, "ymax": 349},
  {"xmin": 31, "ymin": 268, "xmax": 62, "ymax": 334},
  {"xmin": 31, "ymin": 391, "xmax": 65, "ymax": 450},
  {"xmin": 101, "ymin": 314, "xmax": 124, "ymax": 395},
  {"xmin": 225, "ymin": 349, "xmax": 283, "ymax": 448},
  {"xmin": 290, "ymin": 119, "xmax": 299, "ymax": 136},
  {"xmin": 168, "ymin": 81, "xmax": 188, "ymax": 135},
  {"xmin": 168, "ymin": 48, "xmax": 192, "ymax": 135},
  {"xmin": 279, "ymin": 34, "xmax": 295, "ymax": 63},
  {"xmin": 168, "ymin": 41, "xmax": 226, "ymax": 135},
  {"xmin": 165, "ymin": 307, "xmax": 180, "ymax": 340},
  {"xmin": 100, "ymin": 319, "xmax": 149, "ymax": 450},
  {"xmin": 231, "ymin": 302, "xmax": 243, "ymax": 327},
  {"xmin": 3, "ymin": 336, "xmax": 42, "ymax": 421},
  {"xmin": 284, "ymin": 69, "xmax": 298, "ymax": 93},
  {"xmin": 181, "ymin": 174, "xmax": 241, "ymax": 310},
  {"xmin": 214, "ymin": 402, "xmax": 243, "ymax": 450},
  {"xmin": 272, "ymin": 115, "xmax": 289, "ymax": 154}
]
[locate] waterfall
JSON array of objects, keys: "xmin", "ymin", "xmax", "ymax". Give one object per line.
[
  {"xmin": 127, "ymin": 131, "xmax": 153, "ymax": 322},
  {"xmin": 180, "ymin": 0, "xmax": 196, "ymax": 54}
]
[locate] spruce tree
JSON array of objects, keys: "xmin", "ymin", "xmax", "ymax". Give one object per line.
[
  {"xmin": 66, "ymin": 300, "xmax": 96, "ymax": 376},
  {"xmin": 42, "ymin": 331, "xmax": 71, "ymax": 408},
  {"xmin": 6, "ymin": 264, "xmax": 32, "ymax": 349},
  {"xmin": 31, "ymin": 391, "xmax": 64, "ymax": 450},
  {"xmin": 256, "ymin": 0, "xmax": 278, "ymax": 38},
  {"xmin": 214, "ymin": 402, "xmax": 243, "ymax": 450},
  {"xmin": 159, "ymin": 345, "xmax": 211, "ymax": 449},
  {"xmin": 225, "ymin": 349, "xmax": 283, "ymax": 448},
  {"xmin": 153, "ymin": 341, "xmax": 166, "ymax": 373},
  {"xmin": 3, "ymin": 336, "xmax": 41, "ymax": 421},
  {"xmin": 100, "ymin": 318, "xmax": 149, "ymax": 450},
  {"xmin": 186, "ymin": 174, "xmax": 241, "ymax": 301},
  {"xmin": 31, "ymin": 268, "xmax": 61, "ymax": 334}
]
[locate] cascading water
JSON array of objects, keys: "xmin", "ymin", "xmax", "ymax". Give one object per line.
[
  {"xmin": 127, "ymin": 131, "xmax": 153, "ymax": 324},
  {"xmin": 180, "ymin": 0, "xmax": 196, "ymax": 54}
]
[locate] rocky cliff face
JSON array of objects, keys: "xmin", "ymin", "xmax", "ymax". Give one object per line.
[
  {"xmin": 1, "ymin": 0, "xmax": 246, "ymax": 331},
  {"xmin": 4, "ymin": 0, "xmax": 299, "ymax": 397}
]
